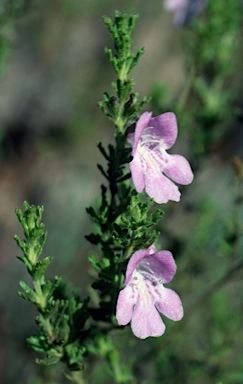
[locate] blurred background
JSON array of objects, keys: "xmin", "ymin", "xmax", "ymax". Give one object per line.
[{"xmin": 1, "ymin": 0, "xmax": 243, "ymax": 383}]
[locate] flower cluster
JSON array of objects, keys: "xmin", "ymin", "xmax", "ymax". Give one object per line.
[
  {"xmin": 127, "ymin": 111, "xmax": 193, "ymax": 204},
  {"xmin": 116, "ymin": 245, "xmax": 183, "ymax": 339},
  {"xmin": 116, "ymin": 111, "xmax": 193, "ymax": 339}
]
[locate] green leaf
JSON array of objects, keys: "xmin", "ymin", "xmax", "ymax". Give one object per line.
[
  {"xmin": 17, "ymin": 291, "xmax": 29, "ymax": 301},
  {"xmin": 32, "ymin": 256, "xmax": 54, "ymax": 281},
  {"xmin": 64, "ymin": 341, "xmax": 86, "ymax": 370},
  {"xmin": 86, "ymin": 233, "xmax": 101, "ymax": 245},
  {"xmin": 97, "ymin": 142, "xmax": 110, "ymax": 160},
  {"xmin": 36, "ymin": 355, "xmax": 61, "ymax": 366},
  {"xmin": 18, "ymin": 280, "xmax": 39, "ymax": 303},
  {"xmin": 88, "ymin": 254, "xmax": 110, "ymax": 270},
  {"xmin": 27, "ymin": 335, "xmax": 51, "ymax": 353},
  {"xmin": 16, "ymin": 255, "xmax": 32, "ymax": 271}
]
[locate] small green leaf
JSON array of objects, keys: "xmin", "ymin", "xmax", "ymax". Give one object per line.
[
  {"xmin": 17, "ymin": 291, "xmax": 29, "ymax": 301},
  {"xmin": 19, "ymin": 280, "xmax": 33, "ymax": 294},
  {"xmin": 88, "ymin": 254, "xmax": 105, "ymax": 270},
  {"xmin": 86, "ymin": 233, "xmax": 101, "ymax": 245},
  {"xmin": 32, "ymin": 256, "xmax": 54, "ymax": 281},
  {"xmin": 27, "ymin": 335, "xmax": 50, "ymax": 352},
  {"xmin": 19, "ymin": 280, "xmax": 38, "ymax": 303},
  {"xmin": 36, "ymin": 355, "xmax": 61, "ymax": 366},
  {"xmin": 64, "ymin": 341, "xmax": 86, "ymax": 369}
]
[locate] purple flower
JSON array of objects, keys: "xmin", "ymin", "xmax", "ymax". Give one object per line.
[
  {"xmin": 128, "ymin": 111, "xmax": 193, "ymax": 204},
  {"xmin": 116, "ymin": 245, "xmax": 183, "ymax": 339},
  {"xmin": 164, "ymin": 0, "xmax": 206, "ymax": 27}
]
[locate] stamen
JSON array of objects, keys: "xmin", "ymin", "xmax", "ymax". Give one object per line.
[
  {"xmin": 136, "ymin": 260, "xmax": 161, "ymax": 287},
  {"xmin": 140, "ymin": 137, "xmax": 161, "ymax": 146},
  {"xmin": 142, "ymin": 126, "xmax": 154, "ymax": 133},
  {"xmin": 139, "ymin": 129, "xmax": 164, "ymax": 150}
]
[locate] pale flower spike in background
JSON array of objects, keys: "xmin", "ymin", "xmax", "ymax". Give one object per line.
[
  {"xmin": 128, "ymin": 111, "xmax": 193, "ymax": 204},
  {"xmin": 164, "ymin": 0, "xmax": 188, "ymax": 10},
  {"xmin": 164, "ymin": 0, "xmax": 206, "ymax": 26},
  {"xmin": 116, "ymin": 245, "xmax": 183, "ymax": 339}
]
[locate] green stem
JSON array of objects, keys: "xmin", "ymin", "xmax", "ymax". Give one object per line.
[
  {"xmin": 65, "ymin": 370, "xmax": 86, "ymax": 384},
  {"xmin": 108, "ymin": 349, "xmax": 127, "ymax": 383},
  {"xmin": 177, "ymin": 64, "xmax": 195, "ymax": 112},
  {"xmin": 123, "ymin": 238, "xmax": 134, "ymax": 260},
  {"xmin": 33, "ymin": 280, "xmax": 46, "ymax": 308},
  {"xmin": 99, "ymin": 335, "xmax": 132, "ymax": 384},
  {"xmin": 33, "ymin": 280, "xmax": 53, "ymax": 338},
  {"xmin": 119, "ymin": 62, "xmax": 128, "ymax": 82},
  {"xmin": 115, "ymin": 99, "xmax": 126, "ymax": 134},
  {"xmin": 70, "ymin": 371, "xmax": 86, "ymax": 384},
  {"xmin": 115, "ymin": 115, "xmax": 125, "ymax": 134}
]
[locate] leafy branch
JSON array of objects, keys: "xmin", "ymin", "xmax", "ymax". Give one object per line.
[{"xmin": 14, "ymin": 202, "xmax": 89, "ymax": 381}]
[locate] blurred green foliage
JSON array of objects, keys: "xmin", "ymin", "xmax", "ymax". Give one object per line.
[{"xmin": 152, "ymin": 0, "xmax": 243, "ymax": 161}]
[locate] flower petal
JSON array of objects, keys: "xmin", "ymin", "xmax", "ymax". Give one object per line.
[
  {"xmin": 155, "ymin": 287, "xmax": 183, "ymax": 321},
  {"xmin": 138, "ymin": 250, "xmax": 176, "ymax": 284},
  {"xmin": 144, "ymin": 168, "xmax": 181, "ymax": 204},
  {"xmin": 130, "ymin": 154, "xmax": 145, "ymax": 193},
  {"xmin": 116, "ymin": 286, "xmax": 137, "ymax": 326},
  {"xmin": 130, "ymin": 112, "xmax": 153, "ymax": 154},
  {"xmin": 131, "ymin": 299, "xmax": 166, "ymax": 339},
  {"xmin": 163, "ymin": 154, "xmax": 194, "ymax": 185},
  {"xmin": 150, "ymin": 112, "xmax": 178, "ymax": 150},
  {"xmin": 125, "ymin": 249, "xmax": 149, "ymax": 284}
]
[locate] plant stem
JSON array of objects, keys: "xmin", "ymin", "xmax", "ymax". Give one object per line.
[
  {"xmin": 109, "ymin": 350, "xmax": 128, "ymax": 383},
  {"xmin": 33, "ymin": 280, "xmax": 46, "ymax": 308},
  {"xmin": 71, "ymin": 371, "xmax": 86, "ymax": 384},
  {"xmin": 177, "ymin": 64, "xmax": 195, "ymax": 112},
  {"xmin": 123, "ymin": 238, "xmax": 134, "ymax": 260},
  {"xmin": 33, "ymin": 279, "xmax": 53, "ymax": 338}
]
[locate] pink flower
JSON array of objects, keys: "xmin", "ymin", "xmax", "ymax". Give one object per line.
[
  {"xmin": 128, "ymin": 111, "xmax": 193, "ymax": 204},
  {"xmin": 116, "ymin": 245, "xmax": 183, "ymax": 339}
]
